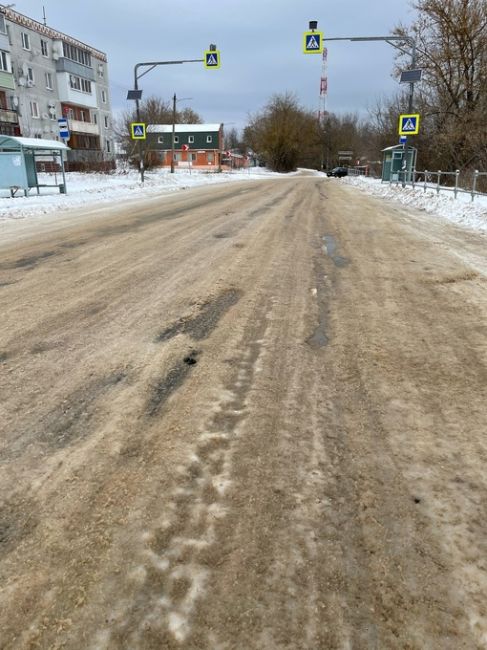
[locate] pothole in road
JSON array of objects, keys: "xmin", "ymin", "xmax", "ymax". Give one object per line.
[
  {"xmin": 0, "ymin": 250, "xmax": 58, "ymax": 271},
  {"xmin": 147, "ymin": 350, "xmax": 200, "ymax": 417},
  {"xmin": 156, "ymin": 288, "xmax": 243, "ymax": 343}
]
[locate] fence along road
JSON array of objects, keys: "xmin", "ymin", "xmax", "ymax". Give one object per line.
[
  {"xmin": 387, "ymin": 167, "xmax": 487, "ymax": 201},
  {"xmin": 0, "ymin": 176, "xmax": 486, "ymax": 648}
]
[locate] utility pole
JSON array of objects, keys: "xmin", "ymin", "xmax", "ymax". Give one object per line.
[{"xmin": 171, "ymin": 93, "xmax": 177, "ymax": 174}]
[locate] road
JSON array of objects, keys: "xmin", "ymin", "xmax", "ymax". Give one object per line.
[{"xmin": 0, "ymin": 175, "xmax": 486, "ymax": 649}]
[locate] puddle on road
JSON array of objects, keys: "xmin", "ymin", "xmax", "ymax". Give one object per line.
[
  {"xmin": 307, "ymin": 256, "xmax": 330, "ymax": 349},
  {"xmin": 307, "ymin": 233, "xmax": 350, "ymax": 349},
  {"xmin": 322, "ymin": 235, "xmax": 349, "ymax": 268}
]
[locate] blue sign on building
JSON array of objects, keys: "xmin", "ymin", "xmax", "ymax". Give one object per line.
[{"xmin": 58, "ymin": 118, "xmax": 70, "ymax": 140}]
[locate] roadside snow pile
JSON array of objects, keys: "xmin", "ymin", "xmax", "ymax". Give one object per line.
[
  {"xmin": 344, "ymin": 175, "xmax": 487, "ymax": 233},
  {"xmin": 0, "ymin": 167, "xmax": 282, "ymax": 223}
]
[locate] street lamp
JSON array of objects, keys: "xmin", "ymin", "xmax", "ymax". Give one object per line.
[
  {"xmin": 128, "ymin": 44, "xmax": 217, "ymax": 183},
  {"xmin": 323, "ymin": 35, "xmax": 418, "ymax": 184}
]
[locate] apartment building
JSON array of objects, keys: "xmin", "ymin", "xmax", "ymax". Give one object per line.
[{"xmin": 0, "ymin": 4, "xmax": 114, "ymax": 168}]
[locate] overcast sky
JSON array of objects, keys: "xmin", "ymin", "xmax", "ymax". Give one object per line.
[{"xmin": 13, "ymin": 0, "xmax": 416, "ymax": 130}]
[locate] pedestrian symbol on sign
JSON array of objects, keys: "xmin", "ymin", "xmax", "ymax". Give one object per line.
[
  {"xmin": 303, "ymin": 30, "xmax": 323, "ymax": 54},
  {"xmin": 307, "ymin": 35, "xmax": 320, "ymax": 49},
  {"xmin": 398, "ymin": 113, "xmax": 420, "ymax": 136},
  {"xmin": 130, "ymin": 122, "xmax": 146, "ymax": 140},
  {"xmin": 204, "ymin": 50, "xmax": 221, "ymax": 69}
]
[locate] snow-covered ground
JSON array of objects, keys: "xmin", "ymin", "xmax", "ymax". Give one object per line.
[
  {"xmin": 0, "ymin": 167, "xmax": 289, "ymax": 223},
  {"xmin": 1, "ymin": 167, "xmax": 486, "ymax": 235},
  {"xmin": 344, "ymin": 175, "xmax": 487, "ymax": 233}
]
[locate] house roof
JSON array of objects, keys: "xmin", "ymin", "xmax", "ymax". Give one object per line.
[
  {"xmin": 2, "ymin": 6, "xmax": 107, "ymax": 61},
  {"xmin": 0, "ymin": 136, "xmax": 69, "ymax": 151},
  {"xmin": 147, "ymin": 124, "xmax": 222, "ymax": 134}
]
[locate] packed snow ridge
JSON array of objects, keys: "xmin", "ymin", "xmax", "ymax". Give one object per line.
[{"xmin": 344, "ymin": 175, "xmax": 487, "ymax": 233}]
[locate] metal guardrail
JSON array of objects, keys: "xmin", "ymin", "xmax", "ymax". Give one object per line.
[{"xmin": 387, "ymin": 169, "xmax": 487, "ymax": 202}]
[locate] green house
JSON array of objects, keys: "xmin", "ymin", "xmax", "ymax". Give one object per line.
[{"xmin": 146, "ymin": 123, "xmax": 223, "ymax": 168}]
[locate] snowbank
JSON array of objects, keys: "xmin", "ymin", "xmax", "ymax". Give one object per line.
[
  {"xmin": 0, "ymin": 167, "xmax": 285, "ymax": 223},
  {"xmin": 344, "ymin": 175, "xmax": 487, "ymax": 233}
]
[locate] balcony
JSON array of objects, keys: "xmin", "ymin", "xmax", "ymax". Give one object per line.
[
  {"xmin": 0, "ymin": 107, "xmax": 19, "ymax": 124},
  {"xmin": 68, "ymin": 118, "xmax": 99, "ymax": 135}
]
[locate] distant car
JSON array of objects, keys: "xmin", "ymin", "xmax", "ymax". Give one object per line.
[{"xmin": 327, "ymin": 166, "xmax": 348, "ymax": 178}]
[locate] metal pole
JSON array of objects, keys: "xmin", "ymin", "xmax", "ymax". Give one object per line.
[
  {"xmin": 454, "ymin": 169, "xmax": 459, "ymax": 199},
  {"xmin": 61, "ymin": 149, "xmax": 67, "ymax": 194},
  {"xmin": 171, "ymin": 93, "xmax": 176, "ymax": 174},
  {"xmin": 402, "ymin": 39, "xmax": 416, "ymax": 188},
  {"xmin": 134, "ymin": 64, "xmax": 144, "ymax": 183},
  {"xmin": 471, "ymin": 170, "xmax": 478, "ymax": 202},
  {"xmin": 131, "ymin": 58, "xmax": 204, "ymax": 184}
]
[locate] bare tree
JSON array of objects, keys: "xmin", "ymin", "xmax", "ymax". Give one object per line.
[
  {"xmin": 244, "ymin": 92, "xmax": 321, "ymax": 172},
  {"xmin": 393, "ymin": 0, "xmax": 487, "ymax": 170}
]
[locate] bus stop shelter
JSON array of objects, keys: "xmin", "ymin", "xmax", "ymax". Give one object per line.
[
  {"xmin": 381, "ymin": 144, "xmax": 417, "ymax": 183},
  {"xmin": 0, "ymin": 136, "xmax": 69, "ymax": 197}
]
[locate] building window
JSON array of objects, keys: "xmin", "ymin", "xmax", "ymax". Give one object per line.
[
  {"xmin": 173, "ymin": 152, "xmax": 182, "ymax": 161},
  {"xmin": 69, "ymin": 74, "xmax": 92, "ymax": 94},
  {"xmin": 93, "ymin": 113, "xmax": 98, "ymax": 125},
  {"xmin": 157, "ymin": 135, "xmax": 164, "ymax": 144},
  {"xmin": 45, "ymin": 72, "xmax": 53, "ymax": 89},
  {"xmin": 0, "ymin": 15, "xmax": 6, "ymax": 34},
  {"xmin": 207, "ymin": 152, "xmax": 214, "ymax": 162},
  {"xmin": 191, "ymin": 153, "xmax": 197, "ymax": 161},
  {"xmin": 30, "ymin": 101, "xmax": 39, "ymax": 118},
  {"xmin": 104, "ymin": 115, "xmax": 109, "ymax": 128},
  {"xmin": 188, "ymin": 135, "xmax": 194, "ymax": 143},
  {"xmin": 62, "ymin": 42, "xmax": 91, "ymax": 67},
  {"xmin": 97, "ymin": 63, "xmax": 104, "ymax": 78},
  {"xmin": 21, "ymin": 32, "xmax": 30, "ymax": 50},
  {"xmin": 174, "ymin": 135, "xmax": 179, "ymax": 143},
  {"xmin": 206, "ymin": 135, "xmax": 212, "ymax": 143},
  {"xmin": 41, "ymin": 39, "xmax": 49, "ymax": 57},
  {"xmin": 106, "ymin": 139, "xmax": 111, "ymax": 153},
  {"xmin": 27, "ymin": 67, "xmax": 34, "ymax": 83},
  {"xmin": 0, "ymin": 50, "xmax": 10, "ymax": 73},
  {"xmin": 101, "ymin": 89, "xmax": 107, "ymax": 103}
]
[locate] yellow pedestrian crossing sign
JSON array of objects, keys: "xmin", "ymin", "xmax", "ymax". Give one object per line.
[
  {"xmin": 204, "ymin": 50, "xmax": 221, "ymax": 69},
  {"xmin": 303, "ymin": 30, "xmax": 323, "ymax": 54},
  {"xmin": 131, "ymin": 122, "xmax": 146, "ymax": 140},
  {"xmin": 399, "ymin": 113, "xmax": 420, "ymax": 135}
]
